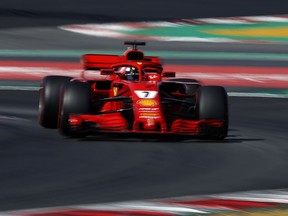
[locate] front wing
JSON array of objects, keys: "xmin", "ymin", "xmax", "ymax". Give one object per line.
[{"xmin": 68, "ymin": 112, "xmax": 225, "ymax": 137}]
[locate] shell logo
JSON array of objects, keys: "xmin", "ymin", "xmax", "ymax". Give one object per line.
[{"xmin": 137, "ymin": 99, "xmax": 158, "ymax": 107}]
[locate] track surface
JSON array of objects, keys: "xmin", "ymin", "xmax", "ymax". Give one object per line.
[
  {"xmin": 0, "ymin": 0, "xmax": 288, "ymax": 212},
  {"xmin": 1, "ymin": 91, "xmax": 288, "ymax": 211}
]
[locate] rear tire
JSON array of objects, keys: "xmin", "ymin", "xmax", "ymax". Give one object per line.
[
  {"xmin": 39, "ymin": 76, "xmax": 72, "ymax": 128},
  {"xmin": 58, "ymin": 81, "xmax": 92, "ymax": 137},
  {"xmin": 197, "ymin": 86, "xmax": 228, "ymax": 140}
]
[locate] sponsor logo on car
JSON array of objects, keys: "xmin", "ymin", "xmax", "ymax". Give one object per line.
[
  {"xmin": 139, "ymin": 112, "xmax": 160, "ymax": 117},
  {"xmin": 139, "ymin": 107, "xmax": 159, "ymax": 111},
  {"xmin": 137, "ymin": 99, "xmax": 158, "ymax": 106}
]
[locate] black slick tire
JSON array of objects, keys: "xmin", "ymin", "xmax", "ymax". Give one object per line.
[
  {"xmin": 197, "ymin": 86, "xmax": 228, "ymax": 140},
  {"xmin": 39, "ymin": 76, "xmax": 72, "ymax": 128},
  {"xmin": 58, "ymin": 81, "xmax": 92, "ymax": 137}
]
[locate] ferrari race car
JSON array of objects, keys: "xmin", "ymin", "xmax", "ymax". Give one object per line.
[{"xmin": 39, "ymin": 41, "xmax": 228, "ymax": 140}]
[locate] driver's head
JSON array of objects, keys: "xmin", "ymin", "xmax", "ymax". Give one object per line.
[{"xmin": 124, "ymin": 67, "xmax": 139, "ymax": 81}]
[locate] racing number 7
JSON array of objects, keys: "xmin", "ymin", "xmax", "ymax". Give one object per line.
[
  {"xmin": 143, "ymin": 91, "xmax": 150, "ymax": 98},
  {"xmin": 134, "ymin": 90, "xmax": 158, "ymax": 99}
]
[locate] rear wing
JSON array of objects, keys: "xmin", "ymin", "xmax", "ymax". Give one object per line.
[
  {"xmin": 82, "ymin": 54, "xmax": 162, "ymax": 70},
  {"xmin": 82, "ymin": 41, "xmax": 162, "ymax": 70},
  {"xmin": 82, "ymin": 54, "xmax": 123, "ymax": 70},
  {"xmin": 145, "ymin": 56, "xmax": 161, "ymax": 64}
]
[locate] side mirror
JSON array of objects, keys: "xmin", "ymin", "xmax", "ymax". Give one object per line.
[
  {"xmin": 163, "ymin": 72, "xmax": 176, "ymax": 77},
  {"xmin": 100, "ymin": 69, "xmax": 114, "ymax": 75}
]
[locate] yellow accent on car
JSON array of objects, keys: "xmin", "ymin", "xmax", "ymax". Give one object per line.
[
  {"xmin": 138, "ymin": 99, "xmax": 157, "ymax": 106},
  {"xmin": 113, "ymin": 87, "xmax": 118, "ymax": 96}
]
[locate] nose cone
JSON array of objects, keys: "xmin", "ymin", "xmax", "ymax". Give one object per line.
[{"xmin": 142, "ymin": 118, "xmax": 159, "ymax": 130}]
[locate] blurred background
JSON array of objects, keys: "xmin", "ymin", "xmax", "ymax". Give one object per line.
[{"xmin": 0, "ymin": 0, "xmax": 288, "ymax": 213}]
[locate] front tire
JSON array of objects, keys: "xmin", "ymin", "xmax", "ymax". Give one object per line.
[
  {"xmin": 39, "ymin": 76, "xmax": 72, "ymax": 128},
  {"xmin": 197, "ymin": 86, "xmax": 228, "ymax": 140},
  {"xmin": 58, "ymin": 81, "xmax": 92, "ymax": 137}
]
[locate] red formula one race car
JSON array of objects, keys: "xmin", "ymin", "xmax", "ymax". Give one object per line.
[{"xmin": 39, "ymin": 41, "xmax": 228, "ymax": 140}]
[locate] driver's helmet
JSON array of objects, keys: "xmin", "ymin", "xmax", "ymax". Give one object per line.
[{"xmin": 123, "ymin": 67, "xmax": 139, "ymax": 81}]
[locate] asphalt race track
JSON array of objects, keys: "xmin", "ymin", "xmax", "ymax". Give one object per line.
[
  {"xmin": 0, "ymin": 90, "xmax": 288, "ymax": 211},
  {"xmin": 0, "ymin": 0, "xmax": 288, "ymax": 211}
]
